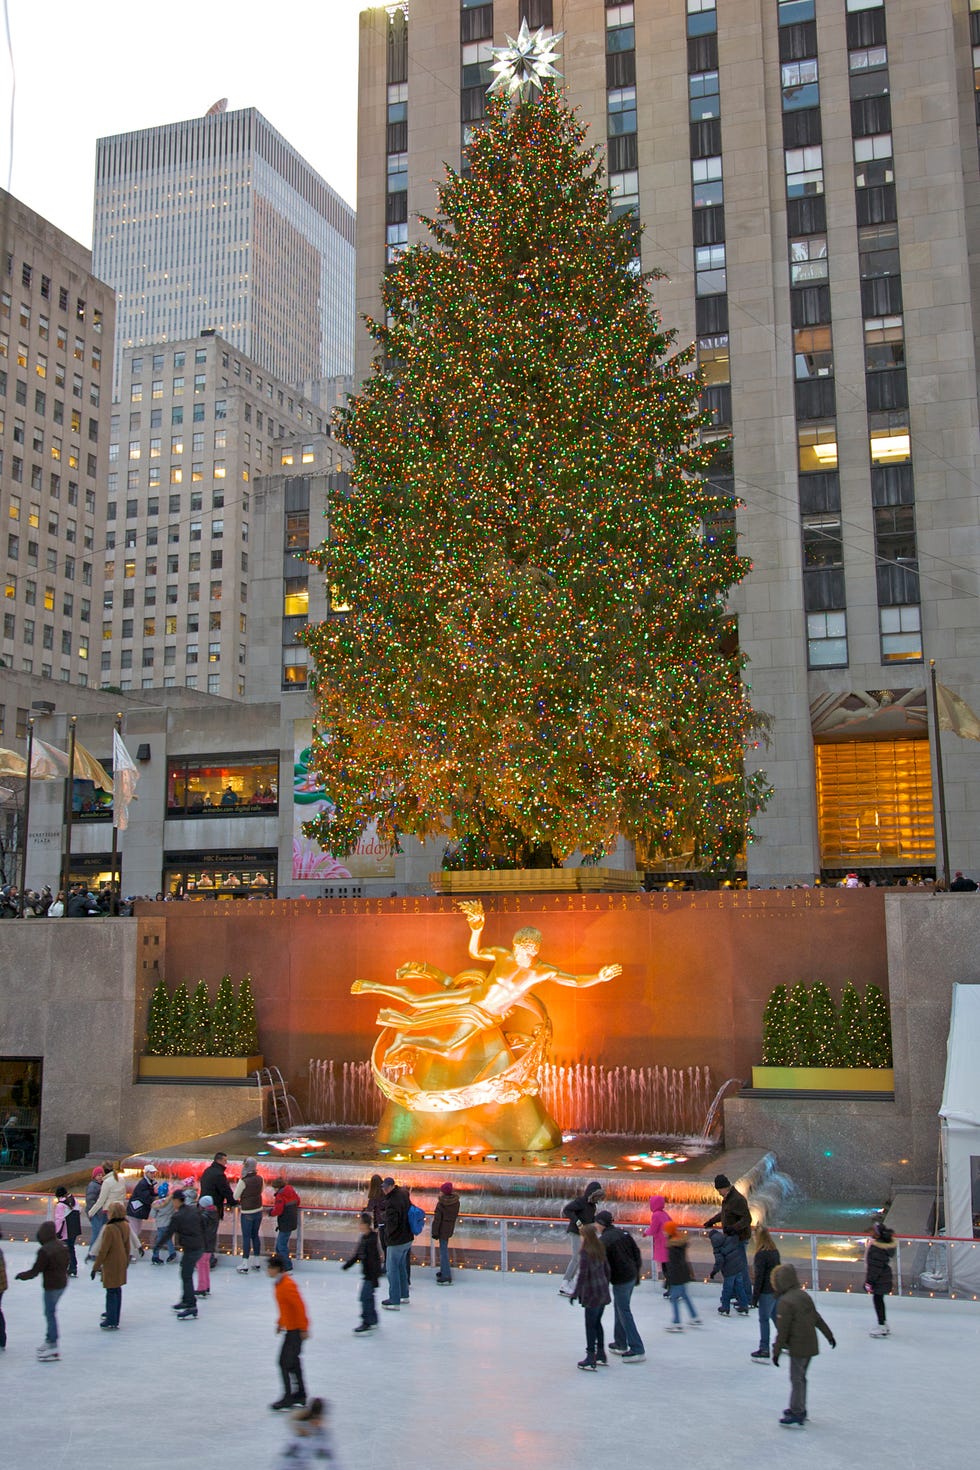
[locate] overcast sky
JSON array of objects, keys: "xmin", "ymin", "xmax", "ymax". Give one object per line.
[{"xmin": 0, "ymin": 0, "xmax": 368, "ymax": 249}]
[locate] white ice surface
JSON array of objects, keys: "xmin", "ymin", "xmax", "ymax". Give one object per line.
[{"xmin": 0, "ymin": 1238, "xmax": 977, "ymax": 1469}]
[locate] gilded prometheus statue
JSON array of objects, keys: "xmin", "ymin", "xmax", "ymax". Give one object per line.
[{"xmin": 351, "ymin": 900, "xmax": 622, "ymax": 1151}]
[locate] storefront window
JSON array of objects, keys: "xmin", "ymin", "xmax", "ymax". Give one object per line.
[
  {"xmin": 72, "ymin": 767, "xmax": 113, "ymax": 819},
  {"xmin": 0, "ymin": 1058, "xmax": 41, "ymax": 1175},
  {"xmin": 166, "ymin": 754, "xmax": 279, "ymax": 815},
  {"xmin": 163, "ymin": 848, "xmax": 278, "ymax": 899}
]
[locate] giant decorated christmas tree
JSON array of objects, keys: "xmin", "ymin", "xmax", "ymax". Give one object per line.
[{"xmin": 305, "ymin": 26, "xmax": 768, "ymax": 872}]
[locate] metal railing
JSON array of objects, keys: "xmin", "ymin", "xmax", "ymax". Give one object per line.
[{"xmin": 2, "ymin": 1191, "xmax": 975, "ymax": 1299}]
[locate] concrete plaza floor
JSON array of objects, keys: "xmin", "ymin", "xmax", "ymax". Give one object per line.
[{"xmin": 0, "ymin": 1237, "xmax": 975, "ymax": 1469}]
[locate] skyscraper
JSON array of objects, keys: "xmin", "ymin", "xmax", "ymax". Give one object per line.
[
  {"xmin": 93, "ymin": 106, "xmax": 355, "ymax": 387},
  {"xmin": 356, "ymin": 0, "xmax": 980, "ymax": 887},
  {"xmin": 0, "ymin": 188, "xmax": 115, "ymax": 687}
]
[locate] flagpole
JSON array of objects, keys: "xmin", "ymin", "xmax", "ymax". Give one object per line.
[
  {"xmin": 109, "ymin": 711, "xmax": 122, "ymax": 915},
  {"xmin": 60, "ymin": 716, "xmax": 77, "ymax": 912},
  {"xmin": 929, "ymin": 660, "xmax": 951, "ymax": 890},
  {"xmin": 17, "ymin": 719, "xmax": 35, "ymax": 917}
]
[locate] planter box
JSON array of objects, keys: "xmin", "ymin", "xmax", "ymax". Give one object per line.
[
  {"xmin": 429, "ymin": 867, "xmax": 644, "ymax": 895},
  {"xmin": 138, "ymin": 1054, "xmax": 263, "ymax": 1080},
  {"xmin": 751, "ymin": 1065, "xmax": 894, "ymax": 1092}
]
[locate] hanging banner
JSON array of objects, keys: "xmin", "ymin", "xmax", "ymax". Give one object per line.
[{"xmin": 292, "ymin": 719, "xmax": 396, "ymax": 882}]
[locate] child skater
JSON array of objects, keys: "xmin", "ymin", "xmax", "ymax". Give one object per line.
[
  {"xmin": 196, "ymin": 1195, "xmax": 219, "ymax": 1297},
  {"xmin": 771, "ymin": 1262, "xmax": 836, "ymax": 1428},
  {"xmin": 865, "ymin": 1220, "xmax": 896, "ymax": 1337},
  {"xmin": 663, "ymin": 1223, "xmax": 702, "ymax": 1331},
  {"xmin": 341, "ymin": 1210, "xmax": 382, "ymax": 1334},
  {"xmin": 642, "ymin": 1194, "xmax": 672, "ymax": 1294},
  {"xmin": 707, "ymin": 1227, "xmax": 751, "ymax": 1315},
  {"xmin": 570, "ymin": 1222, "xmax": 611, "ymax": 1371},
  {"xmin": 268, "ymin": 1253, "xmax": 310, "ymax": 1410},
  {"xmin": 273, "ymin": 1397, "xmax": 339, "ymax": 1467}
]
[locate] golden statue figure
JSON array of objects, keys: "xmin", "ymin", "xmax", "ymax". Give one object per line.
[{"xmin": 351, "ymin": 900, "xmax": 622, "ymax": 1152}]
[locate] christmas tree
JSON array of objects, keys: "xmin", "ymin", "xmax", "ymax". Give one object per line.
[
  {"xmin": 234, "ymin": 975, "xmax": 259, "ymax": 1058},
  {"xmin": 808, "ymin": 982, "xmax": 837, "ymax": 1067},
  {"xmin": 864, "ymin": 984, "xmax": 893, "ymax": 1068},
  {"xmin": 187, "ymin": 981, "xmax": 212, "ymax": 1057},
  {"xmin": 169, "ymin": 983, "xmax": 191, "ymax": 1056},
  {"xmin": 211, "ymin": 974, "xmax": 237, "ymax": 1058},
  {"xmin": 784, "ymin": 982, "xmax": 814, "ymax": 1067},
  {"xmin": 145, "ymin": 979, "xmax": 171, "ymax": 1056},
  {"xmin": 836, "ymin": 980, "xmax": 867, "ymax": 1066},
  {"xmin": 761, "ymin": 984, "xmax": 791, "ymax": 1065},
  {"xmin": 304, "ymin": 73, "xmax": 769, "ymax": 870}
]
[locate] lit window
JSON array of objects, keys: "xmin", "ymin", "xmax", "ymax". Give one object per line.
[
  {"xmin": 880, "ymin": 604, "xmax": 922, "ymax": 663},
  {"xmin": 798, "ymin": 421, "xmax": 838, "ymax": 472},
  {"xmin": 870, "ymin": 413, "xmax": 910, "ymax": 464},
  {"xmin": 794, "ymin": 325, "xmax": 834, "ymax": 380}
]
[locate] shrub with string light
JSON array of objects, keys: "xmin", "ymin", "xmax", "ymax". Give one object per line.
[
  {"xmin": 304, "ymin": 82, "xmax": 769, "ymax": 871},
  {"xmin": 145, "ymin": 979, "xmax": 171, "ymax": 1057},
  {"xmin": 211, "ymin": 974, "xmax": 238, "ymax": 1058},
  {"xmin": 168, "ymin": 983, "xmax": 191, "ymax": 1057}
]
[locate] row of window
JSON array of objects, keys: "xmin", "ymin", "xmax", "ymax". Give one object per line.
[{"xmin": 102, "ymin": 580, "xmax": 247, "ymax": 612}]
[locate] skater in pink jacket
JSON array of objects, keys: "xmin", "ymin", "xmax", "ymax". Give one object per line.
[{"xmin": 643, "ymin": 1194, "xmax": 673, "ymax": 1292}]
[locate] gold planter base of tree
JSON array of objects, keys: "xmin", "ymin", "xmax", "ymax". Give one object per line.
[
  {"xmin": 138, "ymin": 1054, "xmax": 263, "ymax": 1080},
  {"xmin": 429, "ymin": 867, "xmax": 644, "ymax": 895},
  {"xmin": 751, "ymin": 1066, "xmax": 894, "ymax": 1092}
]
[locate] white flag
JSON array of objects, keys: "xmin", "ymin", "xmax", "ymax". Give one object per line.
[
  {"xmin": 112, "ymin": 729, "xmax": 140, "ymax": 831},
  {"xmin": 31, "ymin": 739, "xmax": 71, "ymax": 780}
]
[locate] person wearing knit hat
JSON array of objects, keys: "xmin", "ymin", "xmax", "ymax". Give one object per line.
[
  {"xmin": 84, "ymin": 1166, "xmax": 106, "ymax": 1262},
  {"xmin": 432, "ymin": 1182, "xmax": 461, "ymax": 1284},
  {"xmin": 195, "ymin": 1195, "xmax": 219, "ymax": 1298},
  {"xmin": 705, "ymin": 1173, "xmax": 752, "ymax": 1242}
]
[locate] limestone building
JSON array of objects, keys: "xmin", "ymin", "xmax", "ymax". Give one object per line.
[
  {"xmin": 93, "ymin": 106, "xmax": 355, "ymax": 387},
  {"xmin": 355, "ymin": 0, "xmax": 980, "ymax": 885},
  {"xmin": 0, "ymin": 190, "xmax": 116, "ymax": 688}
]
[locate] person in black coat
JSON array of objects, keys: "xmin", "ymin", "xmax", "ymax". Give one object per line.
[
  {"xmin": 596, "ymin": 1210, "xmax": 645, "ymax": 1361},
  {"xmin": 126, "ymin": 1164, "xmax": 158, "ymax": 1255},
  {"xmin": 559, "ymin": 1181, "xmax": 604, "ymax": 1296},
  {"xmin": 708, "ymin": 1228, "xmax": 751, "ymax": 1314},
  {"xmin": 750, "ymin": 1224, "xmax": 781, "ymax": 1360},
  {"xmin": 381, "ymin": 1177, "xmax": 412, "ymax": 1309},
  {"xmin": 343, "ymin": 1211, "xmax": 383, "ymax": 1333},
  {"xmin": 865, "ymin": 1221, "xmax": 896, "ymax": 1337},
  {"xmin": 15, "ymin": 1221, "xmax": 70, "ymax": 1359},
  {"xmin": 704, "ymin": 1173, "xmax": 752, "ymax": 1240},
  {"xmin": 432, "ymin": 1182, "xmax": 461, "ymax": 1284},
  {"xmin": 199, "ymin": 1152, "xmax": 236, "ymax": 1220},
  {"xmin": 160, "ymin": 1191, "xmax": 206, "ymax": 1317}
]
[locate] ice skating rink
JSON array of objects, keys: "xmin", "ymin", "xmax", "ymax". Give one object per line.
[{"xmin": 0, "ymin": 1238, "xmax": 976, "ymax": 1469}]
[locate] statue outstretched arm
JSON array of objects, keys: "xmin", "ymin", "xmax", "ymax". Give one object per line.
[
  {"xmin": 457, "ymin": 898, "xmax": 498, "ymax": 962},
  {"xmin": 550, "ymin": 962, "xmax": 623, "ymax": 989}
]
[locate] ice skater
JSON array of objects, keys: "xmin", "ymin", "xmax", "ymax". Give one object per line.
[
  {"xmin": 708, "ymin": 1228, "xmax": 751, "ymax": 1315},
  {"xmin": 84, "ymin": 1165, "xmax": 106, "ymax": 1261},
  {"xmin": 269, "ymin": 1253, "xmax": 310, "ymax": 1409},
  {"xmin": 53, "ymin": 1185, "xmax": 81, "ymax": 1277},
  {"xmin": 342, "ymin": 1210, "xmax": 383, "ymax": 1333},
  {"xmin": 15, "ymin": 1220, "xmax": 70, "ymax": 1361},
  {"xmin": 642, "ymin": 1193, "xmax": 672, "ymax": 1294},
  {"xmin": 150, "ymin": 1181, "xmax": 178, "ymax": 1264},
  {"xmin": 432, "ymin": 1181, "xmax": 460, "ymax": 1284},
  {"xmin": 91, "ymin": 1201, "xmax": 130, "ymax": 1329},
  {"xmin": 272, "ymin": 1397, "xmax": 338, "ymax": 1468},
  {"xmin": 750, "ymin": 1224, "xmax": 781, "ymax": 1361},
  {"xmin": 865, "ymin": 1220, "xmax": 896, "ymax": 1337},
  {"xmin": 663, "ymin": 1223, "xmax": 701, "ymax": 1331},
  {"xmin": 234, "ymin": 1156, "xmax": 265, "ymax": 1271},
  {"xmin": 160, "ymin": 1187, "xmax": 206, "ymax": 1319},
  {"xmin": 570, "ymin": 1222, "xmax": 611, "ymax": 1371},
  {"xmin": 559, "ymin": 1181, "xmax": 604, "ymax": 1296},
  {"xmin": 0, "ymin": 1237, "xmax": 7, "ymax": 1350},
  {"xmin": 771, "ymin": 1262, "xmax": 836, "ymax": 1428},
  {"xmin": 196, "ymin": 1194, "xmax": 219, "ymax": 1297}
]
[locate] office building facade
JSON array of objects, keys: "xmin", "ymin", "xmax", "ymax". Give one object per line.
[
  {"xmin": 356, "ymin": 0, "xmax": 980, "ymax": 885},
  {"xmin": 93, "ymin": 107, "xmax": 355, "ymax": 386},
  {"xmin": 0, "ymin": 190, "xmax": 116, "ymax": 687}
]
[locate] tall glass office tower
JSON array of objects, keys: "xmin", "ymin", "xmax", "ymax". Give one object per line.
[{"xmin": 93, "ymin": 106, "xmax": 355, "ymax": 387}]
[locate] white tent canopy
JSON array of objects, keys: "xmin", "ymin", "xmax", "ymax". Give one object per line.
[{"xmin": 939, "ymin": 982, "xmax": 980, "ymax": 1291}]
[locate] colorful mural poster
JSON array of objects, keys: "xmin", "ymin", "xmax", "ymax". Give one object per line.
[{"xmin": 292, "ymin": 719, "xmax": 396, "ymax": 882}]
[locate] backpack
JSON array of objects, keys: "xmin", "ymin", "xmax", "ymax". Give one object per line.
[{"xmin": 407, "ymin": 1202, "xmax": 425, "ymax": 1237}]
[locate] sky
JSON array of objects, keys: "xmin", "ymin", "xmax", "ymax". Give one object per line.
[{"xmin": 0, "ymin": 0, "xmax": 370, "ymax": 249}]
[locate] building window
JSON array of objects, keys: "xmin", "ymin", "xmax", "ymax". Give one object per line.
[
  {"xmin": 798, "ymin": 421, "xmax": 838, "ymax": 472},
  {"xmin": 807, "ymin": 610, "xmax": 848, "ymax": 668},
  {"xmin": 166, "ymin": 754, "xmax": 279, "ymax": 815},
  {"xmin": 815, "ymin": 738, "xmax": 933, "ymax": 868}
]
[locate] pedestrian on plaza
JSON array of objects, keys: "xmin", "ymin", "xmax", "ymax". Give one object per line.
[
  {"xmin": 270, "ymin": 1177, "xmax": 301, "ymax": 1273},
  {"xmin": 432, "ymin": 1181, "xmax": 461, "ymax": 1285},
  {"xmin": 53, "ymin": 1185, "xmax": 82, "ymax": 1277},
  {"xmin": 570, "ymin": 1222, "xmax": 611, "ymax": 1371},
  {"xmin": 950, "ymin": 871, "xmax": 978, "ymax": 892},
  {"xmin": 642, "ymin": 1193, "xmax": 672, "ymax": 1294},
  {"xmin": 771, "ymin": 1262, "xmax": 836, "ymax": 1429},
  {"xmin": 46, "ymin": 890, "xmax": 65, "ymax": 917},
  {"xmin": 196, "ymin": 1195, "xmax": 219, "ymax": 1297},
  {"xmin": 708, "ymin": 1228, "xmax": 751, "ymax": 1315},
  {"xmin": 342, "ymin": 1209, "xmax": 383, "ymax": 1334},
  {"xmin": 750, "ymin": 1224, "xmax": 781, "ymax": 1361},
  {"xmin": 273, "ymin": 1397, "xmax": 337, "ymax": 1469},
  {"xmin": 595, "ymin": 1208, "xmax": 645, "ymax": 1362},
  {"xmin": 865, "ymin": 1220, "xmax": 896, "ymax": 1338},
  {"xmin": 704, "ymin": 1173, "xmax": 752, "ymax": 1241},
  {"xmin": 15, "ymin": 1219, "xmax": 70, "ymax": 1361},
  {"xmin": 160, "ymin": 1187, "xmax": 206, "ymax": 1319},
  {"xmin": 199, "ymin": 1150, "xmax": 236, "ymax": 1263},
  {"xmin": 126, "ymin": 1161, "xmax": 159, "ymax": 1256},
  {"xmin": 0, "ymin": 1237, "xmax": 7, "ymax": 1350},
  {"xmin": 663, "ymin": 1223, "xmax": 701, "ymax": 1331},
  {"xmin": 91, "ymin": 1201, "xmax": 130, "ymax": 1330},
  {"xmin": 558, "ymin": 1180, "xmax": 604, "ymax": 1297},
  {"xmin": 268, "ymin": 1253, "xmax": 310, "ymax": 1410},
  {"xmin": 380, "ymin": 1176, "xmax": 413, "ymax": 1309},
  {"xmin": 84, "ymin": 1165, "xmax": 106, "ymax": 1261},
  {"xmin": 234, "ymin": 1156, "xmax": 266, "ymax": 1272},
  {"xmin": 150, "ymin": 1181, "xmax": 178, "ymax": 1264}
]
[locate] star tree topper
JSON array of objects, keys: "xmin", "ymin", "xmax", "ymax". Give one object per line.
[{"xmin": 488, "ymin": 18, "xmax": 564, "ymax": 99}]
